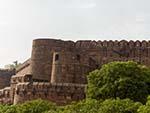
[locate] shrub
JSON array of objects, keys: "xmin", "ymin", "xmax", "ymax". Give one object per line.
[
  {"xmin": 98, "ymin": 98, "xmax": 141, "ymax": 113},
  {"xmin": 55, "ymin": 98, "xmax": 141, "ymax": 113},
  {"xmin": 17, "ymin": 99, "xmax": 57, "ymax": 113},
  {"xmin": 138, "ymin": 96, "xmax": 150, "ymax": 113},
  {"xmin": 0, "ymin": 105, "xmax": 17, "ymax": 113},
  {"xmin": 62, "ymin": 99, "xmax": 101, "ymax": 113}
]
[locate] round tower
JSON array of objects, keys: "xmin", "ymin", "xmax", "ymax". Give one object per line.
[{"xmin": 30, "ymin": 39, "xmax": 56, "ymax": 81}]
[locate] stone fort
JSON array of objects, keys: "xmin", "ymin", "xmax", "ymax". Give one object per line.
[{"xmin": 0, "ymin": 38, "xmax": 150, "ymax": 105}]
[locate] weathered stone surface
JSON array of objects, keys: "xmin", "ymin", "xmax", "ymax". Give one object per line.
[{"xmin": 0, "ymin": 69, "xmax": 15, "ymax": 89}]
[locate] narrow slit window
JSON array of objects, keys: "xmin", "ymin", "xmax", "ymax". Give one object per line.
[
  {"xmin": 77, "ymin": 54, "xmax": 80, "ymax": 61},
  {"xmin": 55, "ymin": 54, "xmax": 59, "ymax": 61}
]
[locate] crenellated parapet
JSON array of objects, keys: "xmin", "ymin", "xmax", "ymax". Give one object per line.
[
  {"xmin": 0, "ymin": 87, "xmax": 11, "ymax": 104},
  {"xmin": 75, "ymin": 40, "xmax": 150, "ymax": 49},
  {"xmin": 14, "ymin": 82, "xmax": 86, "ymax": 105},
  {"xmin": 31, "ymin": 39, "xmax": 150, "ymax": 50},
  {"xmin": 11, "ymin": 74, "xmax": 32, "ymax": 84}
]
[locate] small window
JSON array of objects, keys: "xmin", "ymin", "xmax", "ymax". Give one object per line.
[
  {"xmin": 77, "ymin": 54, "xmax": 80, "ymax": 61},
  {"xmin": 55, "ymin": 54, "xmax": 59, "ymax": 61}
]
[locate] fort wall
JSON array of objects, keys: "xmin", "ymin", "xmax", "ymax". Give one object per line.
[
  {"xmin": 14, "ymin": 82, "xmax": 85, "ymax": 105},
  {"xmin": 13, "ymin": 39, "xmax": 150, "ymax": 105},
  {"xmin": 1, "ymin": 39, "xmax": 150, "ymax": 105},
  {"xmin": 0, "ymin": 69, "xmax": 15, "ymax": 89},
  {"xmin": 0, "ymin": 87, "xmax": 11, "ymax": 104}
]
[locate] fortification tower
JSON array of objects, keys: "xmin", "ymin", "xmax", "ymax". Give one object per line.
[
  {"xmin": 31, "ymin": 39, "xmax": 77, "ymax": 82},
  {"xmin": 50, "ymin": 40, "xmax": 84, "ymax": 84},
  {"xmin": 51, "ymin": 49, "xmax": 88, "ymax": 84},
  {"xmin": 31, "ymin": 39, "xmax": 55, "ymax": 81}
]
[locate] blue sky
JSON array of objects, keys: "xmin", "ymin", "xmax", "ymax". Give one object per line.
[{"xmin": 0, "ymin": 0, "xmax": 150, "ymax": 67}]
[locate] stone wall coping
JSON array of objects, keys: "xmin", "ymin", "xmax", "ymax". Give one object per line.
[
  {"xmin": 3, "ymin": 87, "xmax": 11, "ymax": 90},
  {"xmin": 11, "ymin": 74, "xmax": 31, "ymax": 78},
  {"xmin": 16, "ymin": 82, "xmax": 86, "ymax": 87}
]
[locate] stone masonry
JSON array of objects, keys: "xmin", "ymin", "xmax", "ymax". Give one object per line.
[
  {"xmin": 0, "ymin": 69, "xmax": 15, "ymax": 89},
  {"xmin": 0, "ymin": 39, "xmax": 150, "ymax": 105}
]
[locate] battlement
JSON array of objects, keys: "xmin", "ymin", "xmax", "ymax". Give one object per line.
[
  {"xmin": 0, "ymin": 87, "xmax": 11, "ymax": 104},
  {"xmin": 11, "ymin": 74, "xmax": 32, "ymax": 84},
  {"xmin": 14, "ymin": 82, "xmax": 86, "ymax": 105},
  {"xmin": 75, "ymin": 40, "xmax": 150, "ymax": 49},
  {"xmin": 32, "ymin": 39, "xmax": 150, "ymax": 49}
]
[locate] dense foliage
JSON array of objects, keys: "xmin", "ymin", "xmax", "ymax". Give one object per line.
[
  {"xmin": 87, "ymin": 61, "xmax": 150, "ymax": 103},
  {"xmin": 0, "ymin": 99, "xmax": 57, "ymax": 113},
  {"xmin": 61, "ymin": 99, "xmax": 101, "ymax": 113},
  {"xmin": 17, "ymin": 99, "xmax": 57, "ymax": 113},
  {"xmin": 138, "ymin": 96, "xmax": 150, "ymax": 113},
  {"xmin": 0, "ymin": 98, "xmax": 142, "ymax": 113},
  {"xmin": 2, "ymin": 94, "xmax": 146, "ymax": 113},
  {"xmin": 98, "ymin": 98, "xmax": 141, "ymax": 113},
  {"xmin": 59, "ymin": 98, "xmax": 141, "ymax": 113}
]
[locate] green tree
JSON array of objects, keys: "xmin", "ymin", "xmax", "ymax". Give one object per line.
[{"xmin": 87, "ymin": 61, "xmax": 150, "ymax": 103}]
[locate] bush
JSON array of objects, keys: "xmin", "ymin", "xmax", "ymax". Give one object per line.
[
  {"xmin": 0, "ymin": 99, "xmax": 57, "ymax": 113},
  {"xmin": 87, "ymin": 61, "xmax": 150, "ymax": 103},
  {"xmin": 17, "ymin": 99, "xmax": 57, "ymax": 113},
  {"xmin": 98, "ymin": 98, "xmax": 141, "ymax": 113},
  {"xmin": 54, "ymin": 98, "xmax": 141, "ymax": 113},
  {"xmin": 62, "ymin": 99, "xmax": 101, "ymax": 113},
  {"xmin": 0, "ymin": 98, "xmax": 142, "ymax": 113},
  {"xmin": 0, "ymin": 105, "xmax": 17, "ymax": 113},
  {"xmin": 138, "ymin": 96, "xmax": 150, "ymax": 113}
]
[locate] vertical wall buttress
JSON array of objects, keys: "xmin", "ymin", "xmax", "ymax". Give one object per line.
[{"xmin": 51, "ymin": 52, "xmax": 62, "ymax": 83}]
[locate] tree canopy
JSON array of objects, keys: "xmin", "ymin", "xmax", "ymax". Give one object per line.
[{"xmin": 87, "ymin": 61, "xmax": 150, "ymax": 103}]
